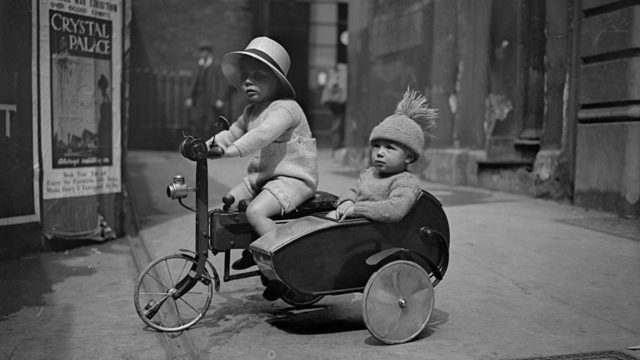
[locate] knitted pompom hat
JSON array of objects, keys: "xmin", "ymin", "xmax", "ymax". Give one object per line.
[{"xmin": 369, "ymin": 88, "xmax": 437, "ymax": 161}]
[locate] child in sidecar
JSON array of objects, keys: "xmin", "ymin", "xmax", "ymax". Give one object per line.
[
  {"xmin": 248, "ymin": 89, "xmax": 448, "ymax": 345},
  {"xmin": 332, "ymin": 87, "xmax": 437, "ymax": 222}
]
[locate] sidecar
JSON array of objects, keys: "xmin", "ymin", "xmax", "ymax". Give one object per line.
[{"xmin": 250, "ymin": 189, "xmax": 450, "ymax": 344}]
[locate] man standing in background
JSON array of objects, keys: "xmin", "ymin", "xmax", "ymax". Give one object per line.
[
  {"xmin": 185, "ymin": 41, "xmax": 228, "ymax": 136},
  {"xmin": 320, "ymin": 63, "xmax": 348, "ymax": 154}
]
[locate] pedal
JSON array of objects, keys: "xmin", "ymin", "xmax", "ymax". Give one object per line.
[{"xmin": 143, "ymin": 300, "xmax": 160, "ymax": 319}]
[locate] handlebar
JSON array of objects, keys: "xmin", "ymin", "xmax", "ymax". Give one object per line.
[
  {"xmin": 179, "ymin": 136, "xmax": 206, "ymax": 161},
  {"xmin": 178, "ymin": 135, "xmax": 225, "ymax": 161},
  {"xmin": 178, "ymin": 116, "xmax": 230, "ymax": 161}
]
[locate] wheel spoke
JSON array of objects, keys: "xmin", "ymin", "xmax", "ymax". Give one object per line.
[
  {"xmin": 177, "ymin": 259, "xmax": 190, "ymax": 284},
  {"xmin": 171, "ymin": 298, "xmax": 184, "ymax": 327},
  {"xmin": 154, "ymin": 301, "xmax": 168, "ymax": 326},
  {"xmin": 146, "ymin": 272, "xmax": 171, "ymax": 291},
  {"xmin": 139, "ymin": 291, "xmax": 173, "ymax": 296},
  {"xmin": 178, "ymin": 296, "xmax": 202, "ymax": 314},
  {"xmin": 164, "ymin": 258, "xmax": 176, "ymax": 287}
]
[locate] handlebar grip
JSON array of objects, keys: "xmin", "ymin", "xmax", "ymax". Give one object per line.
[
  {"xmin": 207, "ymin": 146, "xmax": 225, "ymax": 158},
  {"xmin": 179, "ymin": 136, "xmax": 207, "ymax": 161}
]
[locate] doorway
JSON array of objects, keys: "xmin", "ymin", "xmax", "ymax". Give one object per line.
[{"xmin": 259, "ymin": 1, "xmax": 348, "ymax": 149}]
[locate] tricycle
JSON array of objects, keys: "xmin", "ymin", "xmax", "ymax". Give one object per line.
[{"xmin": 133, "ymin": 120, "xmax": 450, "ymax": 344}]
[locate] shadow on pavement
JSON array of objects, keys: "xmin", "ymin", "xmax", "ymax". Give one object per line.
[
  {"xmin": 267, "ymin": 303, "xmax": 366, "ymax": 335},
  {"xmin": 0, "ymin": 254, "xmax": 85, "ymax": 321}
]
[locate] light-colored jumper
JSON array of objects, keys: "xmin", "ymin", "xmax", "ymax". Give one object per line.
[
  {"xmin": 215, "ymin": 99, "xmax": 318, "ymax": 210},
  {"xmin": 337, "ymin": 167, "xmax": 422, "ymax": 222}
]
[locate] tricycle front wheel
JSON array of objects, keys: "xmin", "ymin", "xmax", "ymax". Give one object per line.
[
  {"xmin": 362, "ymin": 260, "xmax": 434, "ymax": 344},
  {"xmin": 133, "ymin": 253, "xmax": 218, "ymax": 332}
]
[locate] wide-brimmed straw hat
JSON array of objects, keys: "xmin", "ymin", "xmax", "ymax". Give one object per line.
[{"xmin": 221, "ymin": 37, "xmax": 296, "ymax": 99}]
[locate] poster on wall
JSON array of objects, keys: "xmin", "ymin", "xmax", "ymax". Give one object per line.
[{"xmin": 39, "ymin": 0, "xmax": 121, "ymax": 200}]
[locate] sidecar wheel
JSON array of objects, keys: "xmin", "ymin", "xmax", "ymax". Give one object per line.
[
  {"xmin": 362, "ymin": 260, "xmax": 434, "ymax": 344},
  {"xmin": 134, "ymin": 253, "xmax": 218, "ymax": 332},
  {"xmin": 280, "ymin": 288, "xmax": 324, "ymax": 307}
]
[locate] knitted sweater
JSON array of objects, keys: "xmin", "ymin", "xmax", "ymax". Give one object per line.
[
  {"xmin": 337, "ymin": 167, "xmax": 421, "ymax": 222},
  {"xmin": 214, "ymin": 100, "xmax": 318, "ymax": 190}
]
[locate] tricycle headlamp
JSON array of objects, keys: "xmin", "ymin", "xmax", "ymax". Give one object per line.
[{"xmin": 167, "ymin": 175, "xmax": 190, "ymax": 199}]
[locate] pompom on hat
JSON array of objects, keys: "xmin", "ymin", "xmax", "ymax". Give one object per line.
[
  {"xmin": 369, "ymin": 88, "xmax": 437, "ymax": 162},
  {"xmin": 221, "ymin": 37, "xmax": 296, "ymax": 99}
]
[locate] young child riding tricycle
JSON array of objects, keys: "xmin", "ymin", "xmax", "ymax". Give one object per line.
[{"xmin": 204, "ymin": 36, "xmax": 318, "ymax": 300}]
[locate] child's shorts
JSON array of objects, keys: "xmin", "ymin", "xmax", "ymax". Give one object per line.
[{"xmin": 232, "ymin": 175, "xmax": 315, "ymax": 214}]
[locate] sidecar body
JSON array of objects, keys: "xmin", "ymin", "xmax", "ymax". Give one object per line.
[{"xmin": 250, "ymin": 189, "xmax": 449, "ymax": 295}]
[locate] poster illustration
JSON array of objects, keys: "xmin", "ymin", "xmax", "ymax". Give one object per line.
[{"xmin": 40, "ymin": 0, "xmax": 121, "ymax": 199}]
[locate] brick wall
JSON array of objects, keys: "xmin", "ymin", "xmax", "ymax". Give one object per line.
[
  {"xmin": 128, "ymin": 0, "xmax": 255, "ymax": 149},
  {"xmin": 131, "ymin": 0, "xmax": 254, "ymax": 72}
]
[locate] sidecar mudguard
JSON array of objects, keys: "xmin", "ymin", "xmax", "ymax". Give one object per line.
[{"xmin": 365, "ymin": 247, "xmax": 443, "ymax": 281}]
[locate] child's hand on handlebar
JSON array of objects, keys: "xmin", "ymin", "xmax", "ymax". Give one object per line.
[
  {"xmin": 207, "ymin": 145, "xmax": 225, "ymax": 159},
  {"xmin": 205, "ymin": 136, "xmax": 215, "ymax": 150},
  {"xmin": 205, "ymin": 136, "xmax": 241, "ymax": 158},
  {"xmin": 204, "ymin": 137, "xmax": 225, "ymax": 158}
]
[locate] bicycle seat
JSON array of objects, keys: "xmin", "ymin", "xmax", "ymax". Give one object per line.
[{"xmin": 238, "ymin": 191, "xmax": 338, "ymax": 220}]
